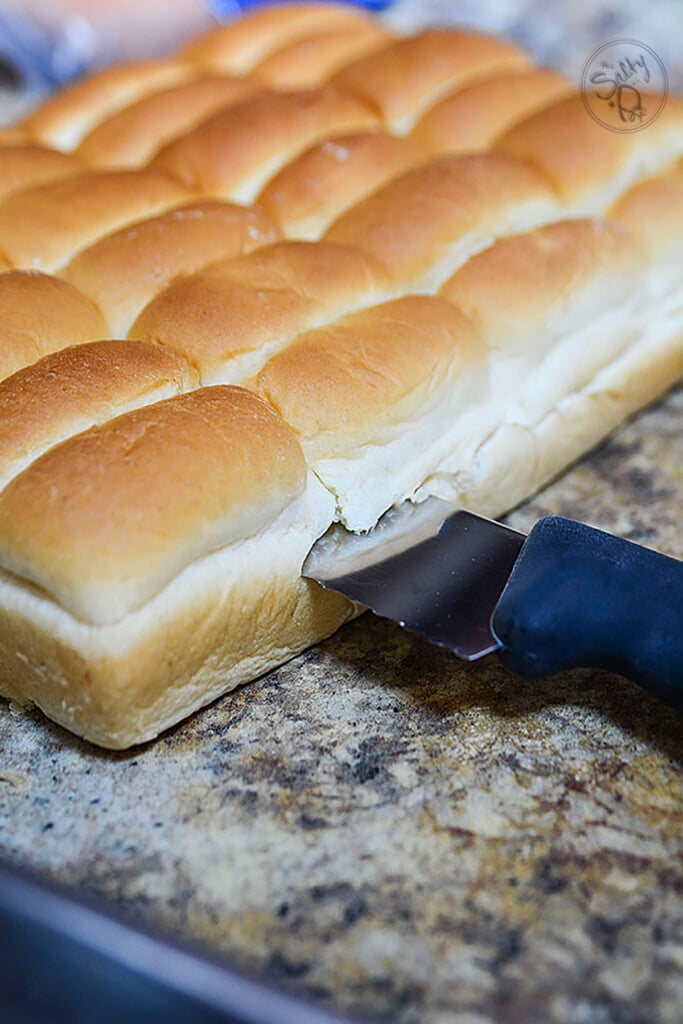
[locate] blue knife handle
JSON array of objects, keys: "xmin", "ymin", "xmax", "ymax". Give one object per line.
[{"xmin": 491, "ymin": 516, "xmax": 683, "ymax": 710}]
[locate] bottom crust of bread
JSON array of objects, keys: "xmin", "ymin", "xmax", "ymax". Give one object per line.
[
  {"xmin": 0, "ymin": 321, "xmax": 680, "ymax": 748},
  {"xmin": 0, "ymin": 476, "xmax": 354, "ymax": 749}
]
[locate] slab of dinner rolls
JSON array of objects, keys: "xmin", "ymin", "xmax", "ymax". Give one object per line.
[{"xmin": 0, "ymin": 4, "xmax": 681, "ymax": 748}]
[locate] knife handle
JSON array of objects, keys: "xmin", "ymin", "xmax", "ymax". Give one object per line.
[{"xmin": 491, "ymin": 516, "xmax": 683, "ymax": 710}]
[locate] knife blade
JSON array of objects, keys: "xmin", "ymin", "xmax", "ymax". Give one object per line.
[{"xmin": 302, "ymin": 500, "xmax": 683, "ymax": 710}]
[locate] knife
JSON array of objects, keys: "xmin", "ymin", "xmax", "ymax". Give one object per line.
[{"xmin": 303, "ymin": 501, "xmax": 683, "ymax": 710}]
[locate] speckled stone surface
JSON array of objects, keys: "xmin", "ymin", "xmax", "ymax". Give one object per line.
[
  {"xmin": 0, "ymin": 3, "xmax": 682, "ymax": 1022},
  {"xmin": 0, "ymin": 387, "xmax": 682, "ymax": 1024}
]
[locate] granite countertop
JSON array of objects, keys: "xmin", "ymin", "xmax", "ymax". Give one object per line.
[
  {"xmin": 0, "ymin": 396, "xmax": 681, "ymax": 1024},
  {"xmin": 1, "ymin": 3, "xmax": 682, "ymax": 1023}
]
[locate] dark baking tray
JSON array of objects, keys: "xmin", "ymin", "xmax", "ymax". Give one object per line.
[{"xmin": 0, "ymin": 858, "xmax": 363, "ymax": 1024}]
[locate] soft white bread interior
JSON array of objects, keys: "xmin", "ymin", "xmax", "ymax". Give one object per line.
[
  {"xmin": 253, "ymin": 295, "xmax": 490, "ymax": 530},
  {"xmin": 1, "ymin": 7, "xmax": 682, "ymax": 749},
  {"xmin": 439, "ymin": 219, "xmax": 645, "ymax": 421},
  {"xmin": 418, "ymin": 211, "xmax": 683, "ymax": 510},
  {"xmin": 0, "ymin": 502, "xmax": 353, "ymax": 749}
]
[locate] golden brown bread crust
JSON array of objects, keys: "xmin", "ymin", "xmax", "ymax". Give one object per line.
[
  {"xmin": 76, "ymin": 75, "xmax": 260, "ymax": 169},
  {"xmin": 325, "ymin": 152, "xmax": 561, "ymax": 289},
  {"xmin": 130, "ymin": 239, "xmax": 392, "ymax": 382},
  {"xmin": 0, "ymin": 170, "xmax": 190, "ymax": 272},
  {"xmin": 253, "ymin": 24, "xmax": 392, "ymax": 88},
  {"xmin": 258, "ymin": 131, "xmax": 430, "ymax": 240},
  {"xmin": 20, "ymin": 61, "xmax": 195, "ymax": 151},
  {"xmin": 608, "ymin": 167, "xmax": 683, "ymax": 260},
  {"xmin": 0, "ymin": 340, "xmax": 198, "ymax": 491},
  {"xmin": 0, "ymin": 142, "xmax": 84, "ymax": 202},
  {"xmin": 0, "ymin": 270, "xmax": 108, "ymax": 380},
  {"xmin": 0, "ymin": 386, "xmax": 307, "ymax": 624},
  {"xmin": 63, "ymin": 200, "xmax": 281, "ymax": 337},
  {"xmin": 151, "ymin": 85, "xmax": 378, "ymax": 203},
  {"xmin": 180, "ymin": 2, "xmax": 376, "ymax": 73},
  {"xmin": 332, "ymin": 29, "xmax": 530, "ymax": 132},
  {"xmin": 608, "ymin": 168, "xmax": 683, "ymax": 313},
  {"xmin": 0, "ymin": 129, "xmax": 31, "ymax": 146},
  {"xmin": 254, "ymin": 294, "xmax": 485, "ymax": 457},
  {"xmin": 494, "ymin": 93, "xmax": 683, "ymax": 211},
  {"xmin": 439, "ymin": 218, "xmax": 641, "ymax": 354},
  {"xmin": 412, "ymin": 68, "xmax": 572, "ymax": 155}
]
